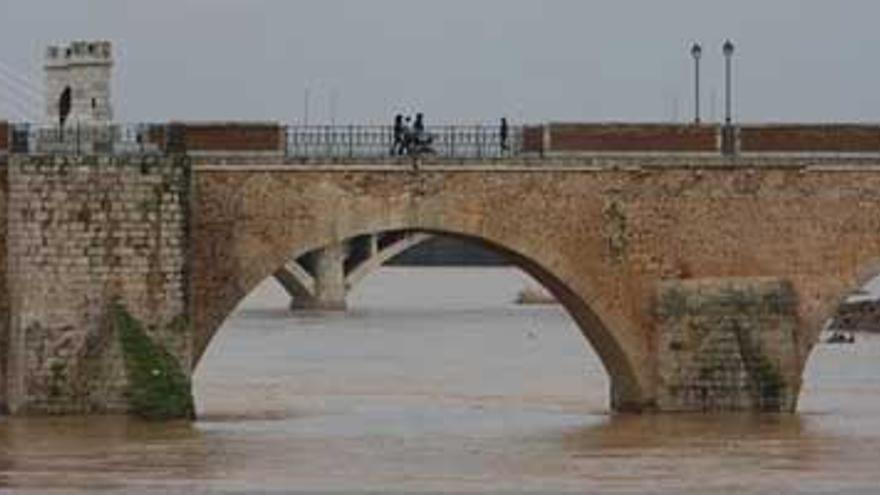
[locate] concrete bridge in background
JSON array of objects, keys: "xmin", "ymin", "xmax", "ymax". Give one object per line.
[
  {"xmin": 4, "ymin": 121, "xmax": 880, "ymax": 418},
  {"xmin": 274, "ymin": 232, "xmax": 433, "ymax": 310}
]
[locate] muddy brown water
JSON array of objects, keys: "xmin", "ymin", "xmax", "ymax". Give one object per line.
[{"xmin": 1, "ymin": 268, "xmax": 879, "ymax": 494}]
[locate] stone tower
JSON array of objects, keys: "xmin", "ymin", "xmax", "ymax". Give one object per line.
[{"xmin": 44, "ymin": 40, "xmax": 113, "ymax": 125}]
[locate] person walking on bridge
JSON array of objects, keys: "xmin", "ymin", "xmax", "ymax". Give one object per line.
[
  {"xmin": 413, "ymin": 113, "xmax": 425, "ymax": 137},
  {"xmin": 392, "ymin": 114, "xmax": 405, "ymax": 156}
]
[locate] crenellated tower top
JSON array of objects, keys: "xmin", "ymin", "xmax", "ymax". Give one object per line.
[{"xmin": 44, "ymin": 40, "xmax": 114, "ymax": 124}]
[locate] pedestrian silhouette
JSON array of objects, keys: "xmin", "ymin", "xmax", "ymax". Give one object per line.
[
  {"xmin": 403, "ymin": 116, "xmax": 413, "ymax": 155},
  {"xmin": 393, "ymin": 114, "xmax": 405, "ymax": 155},
  {"xmin": 500, "ymin": 117, "xmax": 509, "ymax": 152}
]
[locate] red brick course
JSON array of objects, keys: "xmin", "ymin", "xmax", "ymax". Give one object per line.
[
  {"xmin": 522, "ymin": 126, "xmax": 544, "ymax": 153},
  {"xmin": 172, "ymin": 122, "xmax": 284, "ymax": 152},
  {"xmin": 0, "ymin": 121, "xmax": 8, "ymax": 151},
  {"xmin": 145, "ymin": 124, "xmax": 166, "ymax": 150},
  {"xmin": 548, "ymin": 124, "xmax": 718, "ymax": 152},
  {"xmin": 740, "ymin": 125, "xmax": 880, "ymax": 153}
]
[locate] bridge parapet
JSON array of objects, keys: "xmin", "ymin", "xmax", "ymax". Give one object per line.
[
  {"xmin": 739, "ymin": 124, "xmax": 880, "ymax": 154},
  {"xmin": 286, "ymin": 124, "xmax": 520, "ymax": 160},
  {"xmin": 167, "ymin": 122, "xmax": 285, "ymax": 156},
  {"xmin": 6, "ymin": 121, "xmax": 880, "ymax": 163},
  {"xmin": 4, "ymin": 123, "xmax": 162, "ymax": 155},
  {"xmin": 526, "ymin": 123, "xmax": 720, "ymax": 154},
  {"xmin": 524, "ymin": 122, "xmax": 880, "ymax": 157}
]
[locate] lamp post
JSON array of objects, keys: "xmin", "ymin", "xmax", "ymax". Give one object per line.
[
  {"xmin": 690, "ymin": 43, "xmax": 702, "ymax": 124},
  {"xmin": 722, "ymin": 40, "xmax": 735, "ymax": 155},
  {"xmin": 723, "ymin": 40, "xmax": 735, "ymax": 125}
]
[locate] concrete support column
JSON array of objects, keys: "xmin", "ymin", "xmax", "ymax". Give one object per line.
[
  {"xmin": 368, "ymin": 234, "xmax": 379, "ymax": 257},
  {"xmin": 310, "ymin": 242, "xmax": 348, "ymax": 311},
  {"xmin": 276, "ymin": 264, "xmax": 317, "ymax": 311}
]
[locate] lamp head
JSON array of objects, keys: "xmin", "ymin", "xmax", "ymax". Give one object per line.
[{"xmin": 723, "ymin": 40, "xmax": 735, "ymax": 57}]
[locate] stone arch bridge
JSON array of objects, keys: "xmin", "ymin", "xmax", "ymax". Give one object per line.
[{"xmin": 4, "ymin": 121, "xmax": 880, "ymax": 417}]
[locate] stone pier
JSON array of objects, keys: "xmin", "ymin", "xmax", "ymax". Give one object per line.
[
  {"xmin": 656, "ymin": 279, "xmax": 801, "ymax": 412},
  {"xmin": 1, "ymin": 155, "xmax": 192, "ymax": 417}
]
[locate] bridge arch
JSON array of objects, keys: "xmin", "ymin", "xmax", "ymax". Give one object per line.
[
  {"xmin": 190, "ymin": 168, "xmax": 685, "ymax": 412},
  {"xmin": 195, "ymin": 227, "xmax": 647, "ymax": 411},
  {"xmin": 192, "ymin": 167, "xmax": 655, "ymax": 412}
]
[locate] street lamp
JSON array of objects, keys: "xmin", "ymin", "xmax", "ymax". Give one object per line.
[
  {"xmin": 690, "ymin": 43, "xmax": 702, "ymax": 124},
  {"xmin": 722, "ymin": 40, "xmax": 735, "ymax": 125},
  {"xmin": 722, "ymin": 40, "xmax": 736, "ymax": 156}
]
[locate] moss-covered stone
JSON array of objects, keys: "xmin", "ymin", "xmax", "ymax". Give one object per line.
[
  {"xmin": 656, "ymin": 286, "xmax": 688, "ymax": 320},
  {"xmin": 656, "ymin": 278, "xmax": 797, "ymax": 412},
  {"xmin": 109, "ymin": 301, "xmax": 194, "ymax": 420},
  {"xmin": 48, "ymin": 359, "xmax": 65, "ymax": 399},
  {"xmin": 755, "ymin": 355, "xmax": 784, "ymax": 409},
  {"xmin": 603, "ymin": 199, "xmax": 628, "ymax": 262}
]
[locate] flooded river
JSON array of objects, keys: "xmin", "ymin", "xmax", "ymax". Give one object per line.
[{"xmin": 2, "ymin": 267, "xmax": 880, "ymax": 494}]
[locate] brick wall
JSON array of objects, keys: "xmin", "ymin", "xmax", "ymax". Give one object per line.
[
  {"xmin": 740, "ymin": 125, "xmax": 880, "ymax": 153},
  {"xmin": 548, "ymin": 123, "xmax": 719, "ymax": 152},
  {"xmin": 0, "ymin": 121, "xmax": 8, "ymax": 151},
  {"xmin": 173, "ymin": 122, "xmax": 284, "ymax": 152},
  {"xmin": 0, "ymin": 165, "xmax": 6, "ymax": 411},
  {"xmin": 522, "ymin": 126, "xmax": 544, "ymax": 153},
  {"xmin": 5, "ymin": 155, "xmax": 190, "ymax": 413},
  {"xmin": 144, "ymin": 124, "xmax": 167, "ymax": 151}
]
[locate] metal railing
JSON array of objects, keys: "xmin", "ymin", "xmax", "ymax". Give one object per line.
[
  {"xmin": 285, "ymin": 125, "xmax": 523, "ymax": 160},
  {"xmin": 5, "ymin": 123, "xmax": 524, "ymax": 160},
  {"xmin": 9, "ymin": 123, "xmax": 162, "ymax": 155}
]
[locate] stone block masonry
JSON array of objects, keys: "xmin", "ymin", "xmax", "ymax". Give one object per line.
[
  {"xmin": 656, "ymin": 278, "xmax": 801, "ymax": 412},
  {"xmin": 44, "ymin": 41, "xmax": 113, "ymax": 124},
  {"xmin": 6, "ymin": 148, "xmax": 880, "ymax": 416},
  {"xmin": 2, "ymin": 155, "xmax": 191, "ymax": 415}
]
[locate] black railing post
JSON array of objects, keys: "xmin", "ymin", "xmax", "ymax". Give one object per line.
[
  {"xmin": 325, "ymin": 125, "xmax": 331, "ymax": 158},
  {"xmin": 449, "ymin": 127, "xmax": 455, "ymax": 159}
]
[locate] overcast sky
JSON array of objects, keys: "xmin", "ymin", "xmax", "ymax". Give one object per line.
[{"xmin": 1, "ymin": 0, "xmax": 879, "ymax": 124}]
